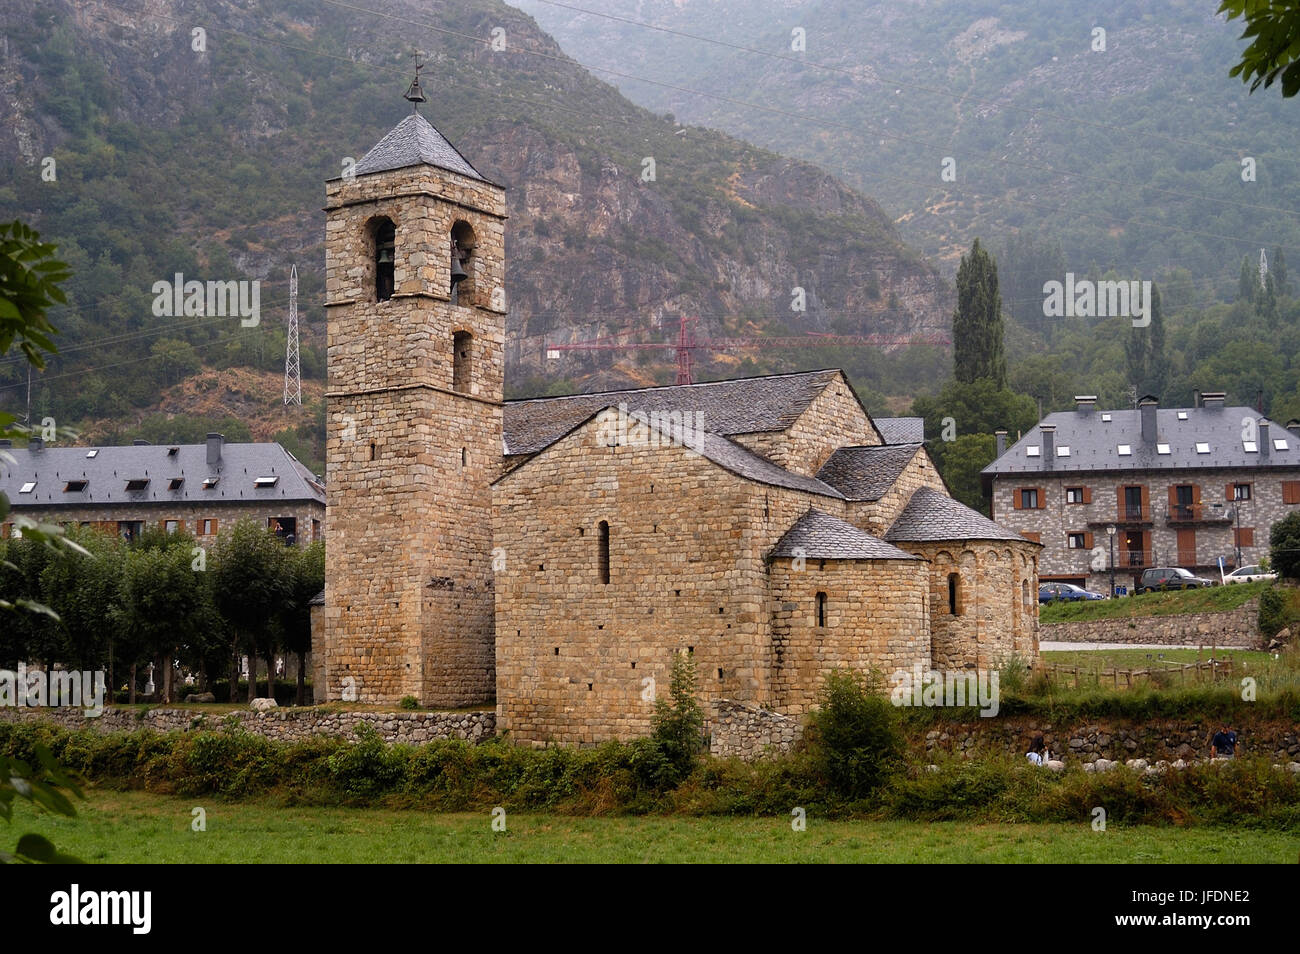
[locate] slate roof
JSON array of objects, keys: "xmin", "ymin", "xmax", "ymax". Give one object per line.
[
  {"xmin": 816, "ymin": 443, "xmax": 923, "ymax": 501},
  {"xmin": 502, "ymin": 369, "xmax": 844, "ymax": 456},
  {"xmin": 983, "ymin": 406, "xmax": 1300, "ymax": 476},
  {"xmin": 352, "ymin": 112, "xmax": 486, "ymax": 181},
  {"xmin": 875, "ymin": 416, "xmax": 925, "ymax": 444},
  {"xmin": 309, "ymin": 590, "xmax": 325, "ymax": 607},
  {"xmin": 886, "ymin": 487, "xmax": 1031, "ymax": 543},
  {"xmin": 770, "ymin": 508, "xmax": 919, "ymax": 561},
  {"xmin": 0, "ymin": 440, "xmax": 325, "ymax": 509}
]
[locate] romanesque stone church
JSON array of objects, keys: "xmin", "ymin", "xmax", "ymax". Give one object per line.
[{"xmin": 313, "ymin": 104, "xmax": 1040, "ymax": 745}]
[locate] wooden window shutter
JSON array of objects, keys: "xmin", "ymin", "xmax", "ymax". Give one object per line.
[
  {"xmin": 1236, "ymin": 527, "xmax": 1255, "ymax": 548},
  {"xmin": 1037, "ymin": 487, "xmax": 1046, "ymax": 509},
  {"xmin": 1014, "ymin": 489, "xmax": 1023, "ymax": 509},
  {"xmin": 1167, "ymin": 485, "xmax": 1178, "ymax": 508},
  {"xmin": 1284, "ymin": 481, "xmax": 1300, "ymax": 505},
  {"xmin": 1022, "ymin": 531, "xmax": 1041, "ymax": 543},
  {"xmin": 1226, "ymin": 483, "xmax": 1235, "ymax": 502},
  {"xmin": 1192, "ymin": 485, "xmax": 1201, "ymax": 506},
  {"xmin": 1117, "ymin": 486, "xmax": 1125, "ymax": 517},
  {"xmin": 1140, "ymin": 485, "xmax": 1150, "ymax": 519},
  {"xmin": 1081, "ymin": 486, "xmax": 1092, "ymax": 504},
  {"xmin": 1083, "ymin": 531, "xmax": 1094, "ymax": 549}
]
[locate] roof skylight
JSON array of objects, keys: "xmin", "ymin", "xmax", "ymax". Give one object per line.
[
  {"xmin": 1117, "ymin": 444, "xmax": 1132, "ymax": 455},
  {"xmin": 1196, "ymin": 442, "xmax": 1210, "ymax": 454}
]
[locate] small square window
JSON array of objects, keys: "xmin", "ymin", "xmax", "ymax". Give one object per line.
[
  {"xmin": 1056, "ymin": 445, "xmax": 1071, "ymax": 457},
  {"xmin": 1157, "ymin": 443, "xmax": 1171, "ymax": 454},
  {"xmin": 1101, "ymin": 413, "xmax": 1112, "ymax": 422},
  {"xmin": 1196, "ymin": 442, "xmax": 1210, "ymax": 454},
  {"xmin": 125, "ymin": 478, "xmax": 149, "ymax": 491},
  {"xmin": 1234, "ymin": 484, "xmax": 1252, "ymax": 501},
  {"xmin": 202, "ymin": 477, "xmax": 219, "ymax": 489},
  {"xmin": 168, "ymin": 477, "xmax": 184, "ymax": 490},
  {"xmin": 1177, "ymin": 411, "xmax": 1189, "ymax": 420},
  {"xmin": 1067, "ymin": 533, "xmax": 1086, "ymax": 549},
  {"xmin": 64, "ymin": 480, "xmax": 87, "ymax": 493},
  {"xmin": 19, "ymin": 481, "xmax": 35, "ymax": 494},
  {"xmin": 164, "ymin": 520, "xmax": 180, "ymax": 534},
  {"xmin": 1117, "ymin": 444, "xmax": 1131, "ymax": 455},
  {"xmin": 1026, "ymin": 446, "xmax": 1040, "ymax": 457},
  {"xmin": 1274, "ymin": 438, "xmax": 1289, "ymax": 451},
  {"xmin": 254, "ymin": 475, "xmax": 279, "ymax": 488},
  {"xmin": 85, "ymin": 449, "xmax": 98, "ymax": 458},
  {"xmin": 1243, "ymin": 441, "xmax": 1258, "ymax": 453},
  {"xmin": 1066, "ymin": 487, "xmax": 1084, "ymax": 504}
]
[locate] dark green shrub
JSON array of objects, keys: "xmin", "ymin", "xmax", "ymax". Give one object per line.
[
  {"xmin": 807, "ymin": 670, "xmax": 903, "ymax": 799},
  {"xmin": 645, "ymin": 651, "xmax": 705, "ymax": 787},
  {"xmin": 1270, "ymin": 512, "xmax": 1300, "ymax": 581},
  {"xmin": 1259, "ymin": 585, "xmax": 1288, "ymax": 638},
  {"xmin": 399, "ymin": 695, "xmax": 419, "ymax": 710},
  {"xmin": 325, "ymin": 724, "xmax": 407, "ymax": 800}
]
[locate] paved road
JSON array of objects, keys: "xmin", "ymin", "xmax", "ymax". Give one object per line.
[{"xmin": 1039, "ymin": 641, "xmax": 1244, "ymax": 652}]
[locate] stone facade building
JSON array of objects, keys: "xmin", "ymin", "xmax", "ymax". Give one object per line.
[
  {"xmin": 0, "ymin": 433, "xmax": 324, "ymax": 543},
  {"xmin": 315, "ymin": 106, "xmax": 1039, "ymax": 743},
  {"xmin": 983, "ymin": 394, "xmax": 1300, "ymax": 593}
]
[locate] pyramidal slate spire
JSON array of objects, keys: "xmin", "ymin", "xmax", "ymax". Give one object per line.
[{"xmin": 353, "ymin": 112, "xmax": 486, "ymax": 181}]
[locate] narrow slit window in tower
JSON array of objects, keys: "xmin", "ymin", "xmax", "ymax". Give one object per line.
[
  {"xmin": 453, "ymin": 331, "xmax": 472, "ymax": 393},
  {"xmin": 598, "ymin": 520, "xmax": 610, "ymax": 584},
  {"xmin": 373, "ymin": 219, "xmax": 395, "ymax": 301}
]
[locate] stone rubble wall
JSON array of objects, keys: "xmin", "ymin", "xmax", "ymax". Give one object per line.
[
  {"xmin": 710, "ymin": 699, "xmax": 803, "ymax": 759},
  {"xmin": 1042, "ymin": 597, "xmax": 1260, "ymax": 648},
  {"xmin": 0, "ymin": 705, "xmax": 495, "ymax": 745}
]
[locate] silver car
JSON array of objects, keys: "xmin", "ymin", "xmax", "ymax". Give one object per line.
[{"xmin": 1223, "ymin": 565, "xmax": 1278, "ymax": 584}]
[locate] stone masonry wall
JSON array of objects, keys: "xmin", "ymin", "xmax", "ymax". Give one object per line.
[
  {"xmin": 0, "ymin": 705, "xmax": 495, "ymax": 745},
  {"xmin": 898, "ymin": 541, "xmax": 1040, "ymax": 670},
  {"xmin": 493, "ymin": 406, "xmax": 845, "ymax": 745},
  {"xmin": 1042, "ymin": 597, "xmax": 1261, "ymax": 648},
  {"xmin": 2, "ymin": 500, "xmax": 324, "ymax": 543},
  {"xmin": 769, "ymin": 557, "xmax": 929, "ymax": 714},
  {"xmin": 731, "ymin": 372, "xmax": 879, "ymax": 476},
  {"xmin": 847, "ymin": 446, "xmax": 945, "ymax": 536}
]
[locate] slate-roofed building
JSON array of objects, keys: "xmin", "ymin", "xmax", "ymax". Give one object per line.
[
  {"xmin": 983, "ymin": 393, "xmax": 1300, "ymax": 593},
  {"xmin": 315, "ymin": 102, "xmax": 1040, "ymax": 743},
  {"xmin": 0, "ymin": 433, "xmax": 324, "ymax": 544}
]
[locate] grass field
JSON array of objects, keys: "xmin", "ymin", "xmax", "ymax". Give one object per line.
[
  {"xmin": 1039, "ymin": 581, "xmax": 1267, "ymax": 624},
  {"xmin": 9, "ymin": 791, "xmax": 1297, "ymax": 863}
]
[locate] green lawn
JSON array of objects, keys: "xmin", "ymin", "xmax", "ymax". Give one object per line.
[
  {"xmin": 1039, "ymin": 581, "xmax": 1267, "ymax": 624},
  {"xmin": 10, "ymin": 791, "xmax": 1296, "ymax": 863}
]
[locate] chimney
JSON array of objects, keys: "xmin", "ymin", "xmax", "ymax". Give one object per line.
[
  {"xmin": 1074, "ymin": 395, "xmax": 1097, "ymax": 412},
  {"xmin": 1139, "ymin": 396, "xmax": 1158, "ymax": 443},
  {"xmin": 1193, "ymin": 388, "xmax": 1202, "ymax": 408},
  {"xmin": 206, "ymin": 432, "xmax": 224, "ymax": 466},
  {"xmin": 1202, "ymin": 391, "xmax": 1226, "ymax": 409},
  {"xmin": 1039, "ymin": 424, "xmax": 1055, "ymax": 467},
  {"xmin": 28, "ymin": 436, "xmax": 43, "ymax": 451},
  {"xmin": 1287, "ymin": 419, "xmax": 1300, "ymax": 437},
  {"xmin": 1259, "ymin": 419, "xmax": 1270, "ymax": 459},
  {"xmin": 995, "ymin": 429, "xmax": 1008, "ymax": 458}
]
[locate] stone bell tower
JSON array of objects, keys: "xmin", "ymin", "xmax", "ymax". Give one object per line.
[{"xmin": 319, "ymin": 81, "xmax": 506, "ymax": 707}]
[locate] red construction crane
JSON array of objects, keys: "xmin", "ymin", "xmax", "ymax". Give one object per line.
[{"xmin": 544, "ymin": 315, "xmax": 951, "ymax": 385}]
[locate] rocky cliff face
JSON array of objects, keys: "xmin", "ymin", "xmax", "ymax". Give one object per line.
[{"xmin": 0, "ymin": 0, "xmax": 950, "ymax": 403}]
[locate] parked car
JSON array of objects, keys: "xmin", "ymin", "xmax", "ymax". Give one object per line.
[
  {"xmin": 1223, "ymin": 565, "xmax": 1278, "ymax": 584},
  {"xmin": 1136, "ymin": 567, "xmax": 1215, "ymax": 593},
  {"xmin": 1038, "ymin": 582, "xmax": 1107, "ymax": 603}
]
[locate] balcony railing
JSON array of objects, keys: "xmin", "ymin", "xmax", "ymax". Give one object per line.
[
  {"xmin": 1163, "ymin": 503, "xmax": 1234, "ymax": 524},
  {"xmin": 1121, "ymin": 549, "xmax": 1153, "ymax": 568}
]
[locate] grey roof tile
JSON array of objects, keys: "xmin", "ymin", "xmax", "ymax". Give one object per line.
[
  {"xmin": 695, "ymin": 432, "xmax": 843, "ymax": 498},
  {"xmin": 875, "ymin": 416, "xmax": 925, "ymax": 444},
  {"xmin": 983, "ymin": 406, "xmax": 1300, "ymax": 475},
  {"xmin": 817, "ymin": 443, "xmax": 922, "ymax": 501},
  {"xmin": 503, "ymin": 369, "xmax": 842, "ymax": 456},
  {"xmin": 353, "ymin": 112, "xmax": 486, "ymax": 180},
  {"xmin": 0, "ymin": 441, "xmax": 325, "ymax": 509},
  {"xmin": 886, "ymin": 486, "xmax": 1030, "ymax": 543},
  {"xmin": 770, "ymin": 508, "xmax": 919, "ymax": 560}
]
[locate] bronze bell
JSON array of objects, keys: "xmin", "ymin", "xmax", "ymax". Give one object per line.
[{"xmin": 450, "ymin": 243, "xmax": 468, "ymax": 285}]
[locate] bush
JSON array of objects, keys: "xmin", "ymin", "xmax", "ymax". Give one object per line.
[
  {"xmin": 1259, "ymin": 585, "xmax": 1288, "ymax": 638},
  {"xmin": 399, "ymin": 696, "xmax": 419, "ymax": 710},
  {"xmin": 807, "ymin": 670, "xmax": 903, "ymax": 799},
  {"xmin": 1270, "ymin": 512, "xmax": 1300, "ymax": 581},
  {"xmin": 645, "ymin": 651, "xmax": 705, "ymax": 788}
]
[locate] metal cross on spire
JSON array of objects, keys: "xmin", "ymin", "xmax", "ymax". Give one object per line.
[{"xmin": 404, "ymin": 54, "xmax": 427, "ymax": 112}]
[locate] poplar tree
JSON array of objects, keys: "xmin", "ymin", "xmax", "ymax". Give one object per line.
[{"xmin": 952, "ymin": 238, "xmax": 1006, "ymax": 387}]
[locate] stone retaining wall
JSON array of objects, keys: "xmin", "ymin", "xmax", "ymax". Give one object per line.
[
  {"xmin": 710, "ymin": 699, "xmax": 803, "ymax": 758},
  {"xmin": 1042, "ymin": 597, "xmax": 1260, "ymax": 648},
  {"xmin": 0, "ymin": 705, "xmax": 495, "ymax": 745}
]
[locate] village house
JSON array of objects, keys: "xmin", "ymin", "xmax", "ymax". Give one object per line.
[
  {"xmin": 0, "ymin": 433, "xmax": 324, "ymax": 544},
  {"xmin": 983, "ymin": 393, "xmax": 1300, "ymax": 593}
]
